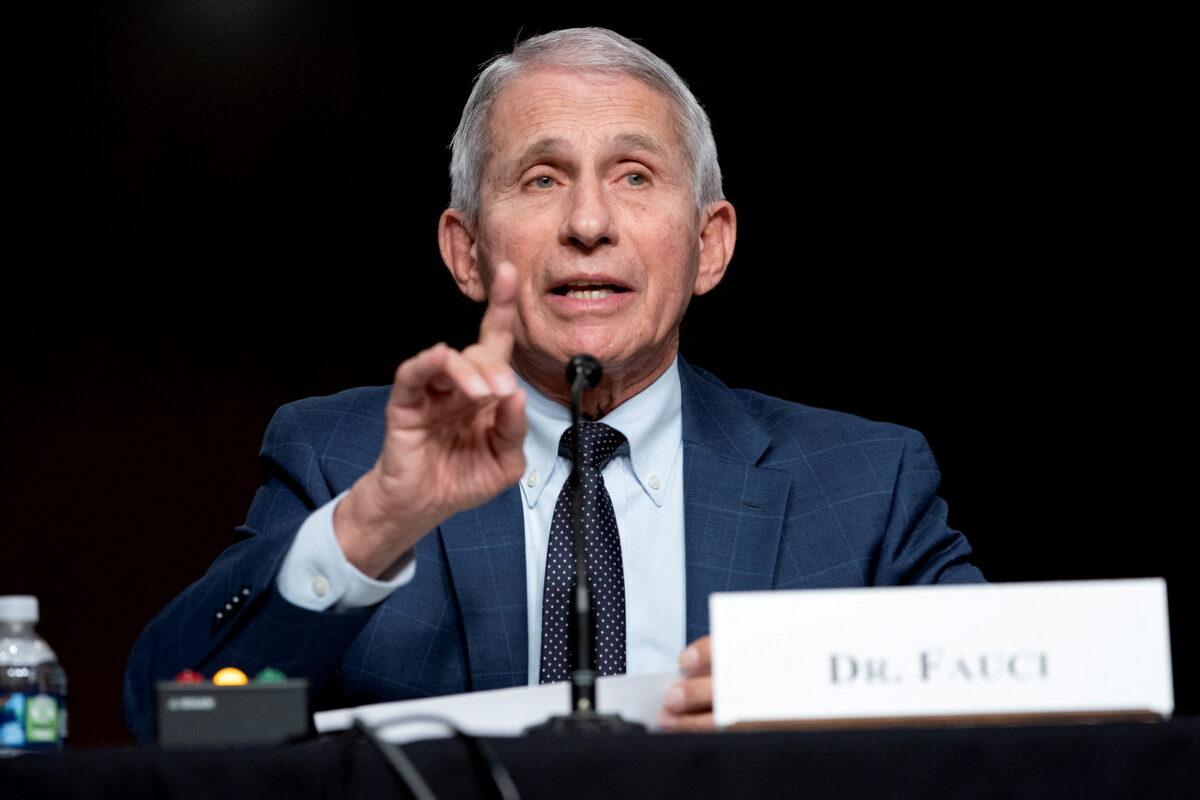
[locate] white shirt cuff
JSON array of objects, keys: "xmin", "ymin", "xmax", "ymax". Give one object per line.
[{"xmin": 276, "ymin": 491, "xmax": 416, "ymax": 611}]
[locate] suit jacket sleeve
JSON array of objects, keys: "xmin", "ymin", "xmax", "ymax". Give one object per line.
[
  {"xmin": 872, "ymin": 429, "xmax": 985, "ymax": 585},
  {"xmin": 122, "ymin": 402, "xmax": 380, "ymax": 743}
]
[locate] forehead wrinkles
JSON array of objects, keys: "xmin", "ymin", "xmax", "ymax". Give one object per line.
[{"xmin": 482, "ymin": 71, "xmax": 686, "ymax": 184}]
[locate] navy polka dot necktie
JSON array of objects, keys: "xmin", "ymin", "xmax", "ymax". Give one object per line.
[{"xmin": 538, "ymin": 422, "xmax": 628, "ymax": 684}]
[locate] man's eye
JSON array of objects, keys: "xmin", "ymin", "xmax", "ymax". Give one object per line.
[
  {"xmin": 530, "ymin": 175, "xmax": 554, "ymax": 189},
  {"xmin": 625, "ymin": 173, "xmax": 647, "ymax": 186}
]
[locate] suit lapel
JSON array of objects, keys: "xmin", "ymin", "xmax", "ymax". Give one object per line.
[
  {"xmin": 434, "ymin": 359, "xmax": 792, "ymax": 683},
  {"xmin": 680, "ymin": 359, "xmax": 792, "ymax": 643},
  {"xmin": 438, "ymin": 486, "xmax": 528, "ymax": 691}
]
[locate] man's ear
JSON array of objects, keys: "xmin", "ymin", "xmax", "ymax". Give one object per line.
[
  {"xmin": 693, "ymin": 200, "xmax": 737, "ymax": 296},
  {"xmin": 439, "ymin": 208, "xmax": 487, "ymax": 302}
]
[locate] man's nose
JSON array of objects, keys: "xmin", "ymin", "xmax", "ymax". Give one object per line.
[{"xmin": 559, "ymin": 175, "xmax": 618, "ymax": 251}]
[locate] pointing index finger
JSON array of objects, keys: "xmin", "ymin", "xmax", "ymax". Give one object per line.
[{"xmin": 478, "ymin": 261, "xmax": 518, "ymax": 358}]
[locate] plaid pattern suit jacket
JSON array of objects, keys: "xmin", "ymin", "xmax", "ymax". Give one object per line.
[{"xmin": 124, "ymin": 357, "xmax": 983, "ymax": 742}]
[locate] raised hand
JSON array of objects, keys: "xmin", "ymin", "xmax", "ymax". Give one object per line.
[{"xmin": 333, "ymin": 263, "xmax": 527, "ymax": 577}]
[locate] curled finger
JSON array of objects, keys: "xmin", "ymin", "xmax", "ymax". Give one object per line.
[
  {"xmin": 389, "ymin": 343, "xmax": 451, "ymax": 408},
  {"xmin": 663, "ymin": 676, "xmax": 712, "ymax": 715}
]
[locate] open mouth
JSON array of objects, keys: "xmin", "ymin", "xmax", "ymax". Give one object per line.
[{"xmin": 548, "ymin": 280, "xmax": 632, "ymax": 300}]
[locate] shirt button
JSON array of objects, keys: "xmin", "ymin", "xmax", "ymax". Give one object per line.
[
  {"xmin": 527, "ymin": 470, "xmax": 539, "ymax": 488},
  {"xmin": 311, "ymin": 575, "xmax": 330, "ymax": 598},
  {"xmin": 648, "ymin": 474, "xmax": 661, "ymax": 490}
]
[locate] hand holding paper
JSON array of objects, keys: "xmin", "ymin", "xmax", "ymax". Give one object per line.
[{"xmin": 659, "ymin": 636, "xmax": 715, "ymax": 731}]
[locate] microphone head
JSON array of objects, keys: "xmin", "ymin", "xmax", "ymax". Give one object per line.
[{"xmin": 565, "ymin": 355, "xmax": 603, "ymax": 389}]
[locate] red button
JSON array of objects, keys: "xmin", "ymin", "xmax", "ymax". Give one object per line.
[{"xmin": 174, "ymin": 669, "xmax": 206, "ymax": 684}]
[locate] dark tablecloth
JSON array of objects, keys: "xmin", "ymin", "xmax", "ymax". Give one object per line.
[{"xmin": 3, "ymin": 719, "xmax": 1199, "ymax": 799}]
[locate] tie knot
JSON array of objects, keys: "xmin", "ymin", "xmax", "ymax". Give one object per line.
[{"xmin": 558, "ymin": 422, "xmax": 626, "ymax": 470}]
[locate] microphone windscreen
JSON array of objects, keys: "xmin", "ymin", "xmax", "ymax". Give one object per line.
[{"xmin": 565, "ymin": 355, "xmax": 603, "ymax": 389}]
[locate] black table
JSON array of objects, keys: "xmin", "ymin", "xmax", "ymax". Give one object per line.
[{"xmin": 4, "ymin": 719, "xmax": 1199, "ymax": 799}]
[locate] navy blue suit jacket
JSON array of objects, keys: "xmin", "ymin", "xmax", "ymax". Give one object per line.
[{"xmin": 123, "ymin": 358, "xmax": 983, "ymax": 742}]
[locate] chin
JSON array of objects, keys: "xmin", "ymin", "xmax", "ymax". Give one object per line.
[
  {"xmin": 525, "ymin": 326, "xmax": 659, "ymax": 373},
  {"xmin": 561, "ymin": 338, "xmax": 627, "ymax": 365}
]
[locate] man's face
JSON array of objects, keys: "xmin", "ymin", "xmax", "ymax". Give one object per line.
[{"xmin": 467, "ymin": 68, "xmax": 717, "ymax": 382}]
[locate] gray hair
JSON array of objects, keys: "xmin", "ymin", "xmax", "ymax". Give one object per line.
[{"xmin": 448, "ymin": 27, "xmax": 724, "ymax": 223}]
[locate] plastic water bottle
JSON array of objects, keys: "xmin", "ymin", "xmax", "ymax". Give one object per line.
[{"xmin": 0, "ymin": 596, "xmax": 68, "ymax": 753}]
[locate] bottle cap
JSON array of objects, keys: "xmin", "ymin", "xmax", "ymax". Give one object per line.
[{"xmin": 0, "ymin": 595, "xmax": 39, "ymax": 623}]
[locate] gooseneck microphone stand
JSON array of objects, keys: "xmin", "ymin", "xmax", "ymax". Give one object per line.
[{"xmin": 525, "ymin": 355, "xmax": 646, "ymax": 735}]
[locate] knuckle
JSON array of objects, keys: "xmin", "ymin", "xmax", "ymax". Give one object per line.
[{"xmin": 442, "ymin": 351, "xmax": 469, "ymax": 374}]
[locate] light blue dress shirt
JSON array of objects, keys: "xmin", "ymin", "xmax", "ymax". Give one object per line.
[
  {"xmin": 517, "ymin": 358, "xmax": 686, "ymax": 683},
  {"xmin": 277, "ymin": 358, "xmax": 687, "ymax": 685}
]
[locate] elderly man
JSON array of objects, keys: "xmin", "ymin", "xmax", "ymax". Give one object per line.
[{"xmin": 124, "ymin": 27, "xmax": 983, "ymax": 743}]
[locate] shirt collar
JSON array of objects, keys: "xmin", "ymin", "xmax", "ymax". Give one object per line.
[{"xmin": 517, "ymin": 357, "xmax": 682, "ymax": 510}]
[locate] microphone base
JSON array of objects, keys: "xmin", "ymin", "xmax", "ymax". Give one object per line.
[{"xmin": 524, "ymin": 710, "xmax": 647, "ymax": 736}]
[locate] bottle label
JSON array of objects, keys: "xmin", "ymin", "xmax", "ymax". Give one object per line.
[{"xmin": 0, "ymin": 691, "xmax": 66, "ymax": 749}]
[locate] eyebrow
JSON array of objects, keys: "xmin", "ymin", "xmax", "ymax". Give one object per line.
[
  {"xmin": 610, "ymin": 132, "xmax": 669, "ymax": 160},
  {"xmin": 508, "ymin": 132, "xmax": 670, "ymax": 175},
  {"xmin": 510, "ymin": 137, "xmax": 569, "ymax": 172}
]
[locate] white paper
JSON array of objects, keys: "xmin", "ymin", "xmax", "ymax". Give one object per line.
[
  {"xmin": 711, "ymin": 578, "xmax": 1173, "ymax": 727},
  {"xmin": 314, "ymin": 670, "xmax": 678, "ymax": 743}
]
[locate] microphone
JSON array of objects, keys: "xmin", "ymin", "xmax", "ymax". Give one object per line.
[
  {"xmin": 566, "ymin": 355, "xmax": 600, "ymax": 718},
  {"xmin": 565, "ymin": 354, "xmax": 602, "ymax": 392},
  {"xmin": 525, "ymin": 355, "xmax": 645, "ymax": 735}
]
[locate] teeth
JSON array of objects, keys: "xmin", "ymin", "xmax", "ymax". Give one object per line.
[{"xmin": 566, "ymin": 289, "xmax": 612, "ymax": 299}]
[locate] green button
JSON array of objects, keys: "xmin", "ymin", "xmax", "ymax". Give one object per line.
[{"xmin": 254, "ymin": 668, "xmax": 288, "ymax": 684}]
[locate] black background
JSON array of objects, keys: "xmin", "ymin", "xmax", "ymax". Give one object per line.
[{"xmin": 3, "ymin": 5, "xmax": 1190, "ymax": 747}]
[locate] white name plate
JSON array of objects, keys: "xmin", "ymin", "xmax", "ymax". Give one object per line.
[{"xmin": 710, "ymin": 579, "xmax": 1173, "ymax": 728}]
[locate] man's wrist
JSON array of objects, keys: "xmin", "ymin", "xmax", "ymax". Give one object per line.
[
  {"xmin": 333, "ymin": 469, "xmax": 439, "ymax": 578},
  {"xmin": 277, "ymin": 491, "xmax": 417, "ymax": 611}
]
